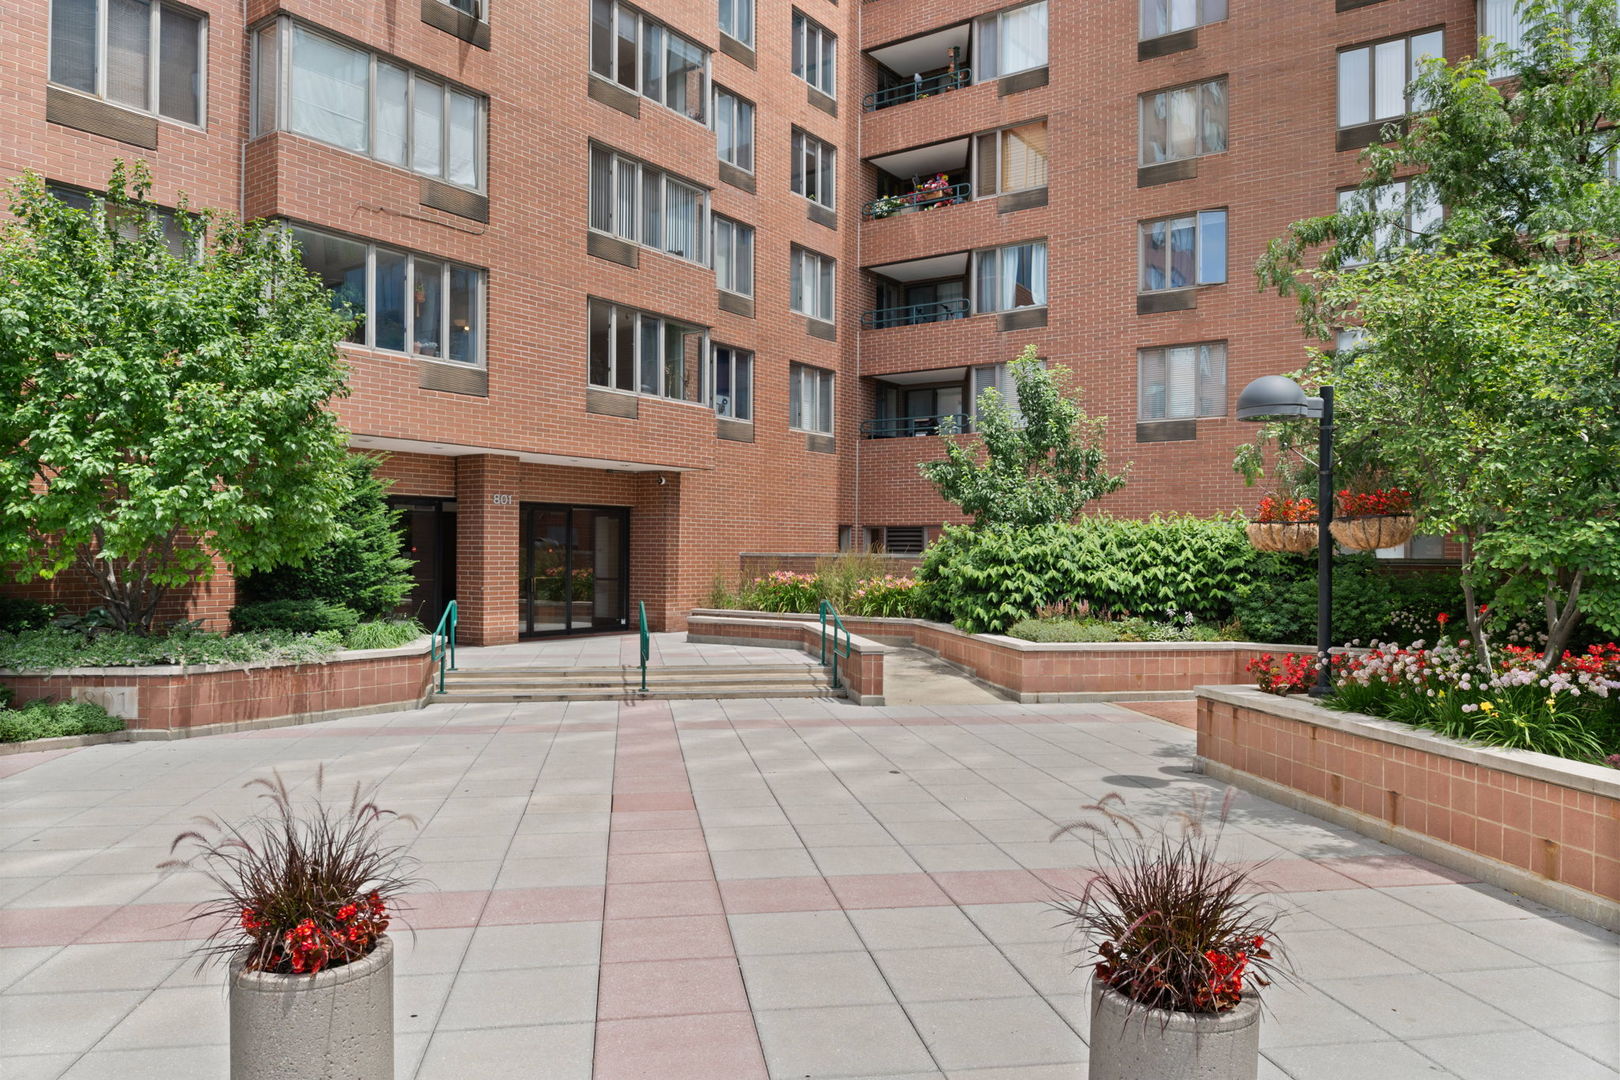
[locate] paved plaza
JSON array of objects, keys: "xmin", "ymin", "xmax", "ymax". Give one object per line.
[{"xmin": 1, "ymin": 675, "xmax": 1616, "ymax": 1078}]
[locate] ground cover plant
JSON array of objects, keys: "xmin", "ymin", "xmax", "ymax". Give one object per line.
[
  {"xmin": 0, "ymin": 699, "xmax": 123, "ymax": 743},
  {"xmin": 0, "ymin": 619, "xmax": 423, "ymax": 670},
  {"xmin": 1008, "ymin": 609, "xmax": 1239, "ymax": 644}
]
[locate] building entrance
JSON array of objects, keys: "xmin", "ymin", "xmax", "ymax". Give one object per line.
[{"xmin": 519, "ymin": 504, "xmax": 630, "ymax": 635}]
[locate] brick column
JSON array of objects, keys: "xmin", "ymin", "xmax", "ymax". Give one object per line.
[
  {"xmin": 631, "ymin": 473, "xmax": 683, "ymax": 632},
  {"xmin": 455, "ymin": 454, "xmax": 521, "ymax": 646}
]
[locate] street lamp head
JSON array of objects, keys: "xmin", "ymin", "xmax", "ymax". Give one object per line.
[{"xmin": 1236, "ymin": 375, "xmax": 1323, "ymax": 421}]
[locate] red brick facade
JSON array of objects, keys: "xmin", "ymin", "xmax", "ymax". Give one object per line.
[{"xmin": 2, "ymin": 0, "xmax": 1476, "ymax": 643}]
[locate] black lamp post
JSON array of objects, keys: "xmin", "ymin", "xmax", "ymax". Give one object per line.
[{"xmin": 1236, "ymin": 376, "xmax": 1335, "ymax": 698}]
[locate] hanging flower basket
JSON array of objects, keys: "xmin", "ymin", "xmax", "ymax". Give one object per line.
[
  {"xmin": 1330, "ymin": 514, "xmax": 1417, "ymax": 552},
  {"xmin": 1245, "ymin": 521, "xmax": 1319, "ymax": 554}
]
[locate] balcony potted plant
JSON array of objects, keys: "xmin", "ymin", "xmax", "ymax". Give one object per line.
[
  {"xmin": 1053, "ymin": 793, "xmax": 1283, "ymax": 1080},
  {"xmin": 163, "ymin": 769, "xmax": 418, "ymax": 1080},
  {"xmin": 1245, "ymin": 494, "xmax": 1317, "ymax": 553},
  {"xmin": 1329, "ymin": 487, "xmax": 1416, "ymax": 551},
  {"xmin": 868, "ymin": 194, "xmax": 907, "ymax": 220}
]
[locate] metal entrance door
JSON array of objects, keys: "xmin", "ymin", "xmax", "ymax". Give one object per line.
[{"xmin": 519, "ymin": 504, "xmax": 629, "ymax": 635}]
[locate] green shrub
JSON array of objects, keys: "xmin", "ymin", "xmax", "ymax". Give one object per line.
[
  {"xmin": 0, "ymin": 597, "xmax": 58, "ymax": 633},
  {"xmin": 1231, "ymin": 557, "xmax": 1467, "ymax": 646},
  {"xmin": 1007, "ymin": 614, "xmax": 1227, "ymax": 644},
  {"xmin": 1008, "ymin": 618, "xmax": 1121, "ymax": 643},
  {"xmin": 744, "ymin": 571, "xmax": 821, "ymax": 613},
  {"xmin": 231, "ymin": 599, "xmax": 360, "ymax": 635},
  {"xmin": 0, "ymin": 700, "xmax": 123, "ymax": 743},
  {"xmin": 343, "ymin": 619, "xmax": 424, "ymax": 651},
  {"xmin": 0, "ymin": 627, "xmax": 339, "ymax": 669},
  {"xmin": 235, "ymin": 455, "xmax": 415, "ymax": 619},
  {"xmin": 846, "ymin": 576, "xmax": 924, "ymax": 618}
]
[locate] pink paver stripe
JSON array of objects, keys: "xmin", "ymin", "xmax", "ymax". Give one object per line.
[
  {"xmin": 479, "ymin": 885, "xmax": 604, "ymax": 925},
  {"xmin": 600, "ymin": 915, "xmax": 737, "ymax": 963},
  {"xmin": 0, "ymin": 903, "xmax": 120, "ymax": 948},
  {"xmin": 611, "ymin": 792, "xmax": 697, "ymax": 812},
  {"xmin": 827, "ymin": 872, "xmax": 952, "ymax": 910},
  {"xmin": 593, "ymin": 1012, "xmax": 768, "ymax": 1080},
  {"xmin": 608, "ymin": 828, "xmax": 709, "ymax": 854},
  {"xmin": 929, "ymin": 868, "xmax": 1052, "ymax": 905},
  {"xmin": 596, "ymin": 957, "xmax": 753, "ymax": 1020},
  {"xmin": 1316, "ymin": 854, "xmax": 1478, "ymax": 887},
  {"xmin": 605, "ymin": 852, "xmax": 715, "ymax": 884},
  {"xmin": 0, "ymin": 748, "xmax": 78, "ymax": 779},
  {"xmin": 718, "ymin": 875, "xmax": 841, "ymax": 915}
]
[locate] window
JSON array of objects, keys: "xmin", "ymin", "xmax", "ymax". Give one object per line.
[
  {"xmin": 589, "ymin": 146, "xmax": 708, "ymax": 262},
  {"xmin": 1335, "ymin": 327, "xmax": 1370, "ymax": 355},
  {"xmin": 1479, "ymin": 0, "xmax": 1530, "ymax": 72},
  {"xmin": 1377, "ymin": 534, "xmax": 1447, "ymax": 560},
  {"xmin": 1138, "ymin": 342, "xmax": 1226, "ymax": 421},
  {"xmin": 1141, "ymin": 0, "xmax": 1225, "ymax": 41},
  {"xmin": 719, "ymin": 0, "xmax": 752, "ymax": 46},
  {"xmin": 1139, "ymin": 210, "xmax": 1227, "ymax": 292},
  {"xmin": 1337, "ymin": 181, "xmax": 1442, "ymax": 264},
  {"xmin": 49, "ymin": 0, "xmax": 205, "ymax": 125},
  {"xmin": 869, "ymin": 526, "xmax": 925, "ymax": 554},
  {"xmin": 587, "ymin": 298, "xmax": 707, "ymax": 401},
  {"xmin": 975, "ymin": 121, "xmax": 1048, "ymax": 196},
  {"xmin": 1338, "ymin": 30, "xmax": 1444, "ymax": 130},
  {"xmin": 791, "ymin": 247, "xmax": 835, "ymax": 322},
  {"xmin": 589, "ymin": 0, "xmax": 709, "ymax": 123},
  {"xmin": 440, "ymin": 0, "xmax": 483, "ymax": 17},
  {"xmin": 49, "ymin": 184, "xmax": 194, "ymax": 257},
  {"xmin": 792, "ymin": 11, "xmax": 836, "ymax": 97},
  {"xmin": 289, "ymin": 224, "xmax": 483, "ymax": 364},
  {"xmin": 974, "ymin": 1, "xmax": 1048, "ymax": 80},
  {"xmin": 971, "ymin": 362, "xmax": 1027, "ymax": 422},
  {"xmin": 254, "ymin": 20, "xmax": 484, "ymax": 190},
  {"xmin": 974, "ymin": 241, "xmax": 1047, "ymax": 312},
  {"xmin": 714, "ymin": 88, "xmax": 754, "ymax": 171},
  {"xmin": 713, "ymin": 216, "xmax": 754, "ymax": 296},
  {"xmin": 1140, "ymin": 78, "xmax": 1227, "ymax": 165},
  {"xmin": 791, "ymin": 129, "xmax": 835, "ymax": 208},
  {"xmin": 711, "ymin": 346, "xmax": 753, "ymax": 419},
  {"xmin": 790, "ymin": 363, "xmax": 834, "ymax": 433}
]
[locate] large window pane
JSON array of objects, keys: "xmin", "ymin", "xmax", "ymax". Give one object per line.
[
  {"xmin": 290, "ymin": 27, "xmax": 369, "ymax": 152},
  {"xmin": 665, "ymin": 181, "xmax": 699, "ymax": 261},
  {"xmin": 1200, "ymin": 80, "xmax": 1227, "ymax": 152},
  {"xmin": 376, "ymin": 63, "xmax": 410, "ymax": 166},
  {"xmin": 253, "ymin": 23, "xmax": 278, "ymax": 134},
  {"xmin": 734, "ymin": 225, "xmax": 753, "ymax": 295},
  {"xmin": 448, "ymin": 266, "xmax": 477, "ymax": 363},
  {"xmin": 412, "ymin": 257, "xmax": 444, "ymax": 357},
  {"xmin": 616, "ymin": 7, "xmax": 639, "ymax": 89},
  {"xmin": 639, "ymin": 315, "xmax": 660, "ymax": 394},
  {"xmin": 374, "ymin": 248, "xmax": 407, "ymax": 352},
  {"xmin": 616, "ymin": 157, "xmax": 638, "ymax": 241},
  {"xmin": 1373, "ymin": 39, "xmax": 1405, "ymax": 120},
  {"xmin": 158, "ymin": 6, "xmax": 201, "ymax": 124},
  {"xmin": 1168, "ymin": 87, "xmax": 1197, "ymax": 159},
  {"xmin": 641, "ymin": 172, "xmax": 661, "ymax": 249},
  {"xmin": 817, "ymin": 255, "xmax": 834, "ymax": 321},
  {"xmin": 1197, "ymin": 210, "xmax": 1227, "ymax": 284},
  {"xmin": 590, "ymin": 147, "xmax": 614, "ymax": 232},
  {"xmin": 1142, "ymin": 220, "xmax": 1167, "ymax": 291},
  {"xmin": 1002, "ymin": 122, "xmax": 1048, "ymax": 191},
  {"xmin": 1001, "ymin": 2, "xmax": 1047, "ymax": 74},
  {"xmin": 50, "ymin": 0, "xmax": 99, "ymax": 93},
  {"xmin": 1168, "ymin": 216, "xmax": 1195, "ymax": 289},
  {"xmin": 413, "ymin": 80, "xmax": 444, "ymax": 177},
  {"xmin": 291, "ymin": 226, "xmax": 368, "ymax": 344},
  {"xmin": 642, "ymin": 23, "xmax": 664, "ymax": 100},
  {"xmin": 614, "ymin": 304, "xmax": 635, "ymax": 390},
  {"xmin": 107, "ymin": 0, "xmax": 153, "ymax": 110},
  {"xmin": 447, "ymin": 91, "xmax": 478, "ymax": 187},
  {"xmin": 589, "ymin": 299, "xmax": 612, "ymax": 386},
  {"xmin": 591, "ymin": 0, "xmax": 615, "ymax": 76},
  {"xmin": 1338, "ymin": 48, "xmax": 1370, "ymax": 127}
]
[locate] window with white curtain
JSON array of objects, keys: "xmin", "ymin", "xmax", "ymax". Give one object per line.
[
  {"xmin": 288, "ymin": 224, "xmax": 483, "ymax": 364},
  {"xmin": 254, "ymin": 19, "xmax": 483, "ymax": 190},
  {"xmin": 1338, "ymin": 30, "xmax": 1444, "ymax": 129},
  {"xmin": 790, "ymin": 363, "xmax": 834, "ymax": 433},
  {"xmin": 1138, "ymin": 342, "xmax": 1226, "ymax": 421},
  {"xmin": 791, "ymin": 247, "xmax": 835, "ymax": 322},
  {"xmin": 1139, "ymin": 210, "xmax": 1227, "ymax": 292},
  {"xmin": 589, "ymin": 146, "xmax": 708, "ymax": 263},
  {"xmin": 975, "ymin": 121, "xmax": 1049, "ymax": 195},
  {"xmin": 589, "ymin": 0, "xmax": 710, "ymax": 122},
  {"xmin": 1140, "ymin": 0, "xmax": 1226, "ymax": 41},
  {"xmin": 973, "ymin": 1, "xmax": 1048, "ymax": 80},
  {"xmin": 711, "ymin": 346, "xmax": 753, "ymax": 419},
  {"xmin": 1337, "ymin": 181, "xmax": 1442, "ymax": 264},
  {"xmin": 1140, "ymin": 78, "xmax": 1227, "ymax": 165},
  {"xmin": 49, "ymin": 0, "xmax": 206, "ymax": 125},
  {"xmin": 791, "ymin": 129, "xmax": 835, "ymax": 208},
  {"xmin": 973, "ymin": 241, "xmax": 1048, "ymax": 312},
  {"xmin": 719, "ymin": 0, "xmax": 752, "ymax": 46},
  {"xmin": 792, "ymin": 11, "xmax": 836, "ymax": 96},
  {"xmin": 713, "ymin": 216, "xmax": 754, "ymax": 296},
  {"xmin": 587, "ymin": 298, "xmax": 707, "ymax": 401},
  {"xmin": 714, "ymin": 87, "xmax": 754, "ymax": 171},
  {"xmin": 971, "ymin": 362, "xmax": 1027, "ymax": 423},
  {"xmin": 1479, "ymin": 0, "xmax": 1530, "ymax": 72}
]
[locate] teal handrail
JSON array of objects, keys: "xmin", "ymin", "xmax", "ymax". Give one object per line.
[
  {"xmin": 638, "ymin": 601, "xmax": 649, "ymax": 693},
  {"xmin": 430, "ymin": 600, "xmax": 457, "ymax": 693},
  {"xmin": 818, "ymin": 600, "xmax": 851, "ymax": 690}
]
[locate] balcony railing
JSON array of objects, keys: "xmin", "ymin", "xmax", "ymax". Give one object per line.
[
  {"xmin": 863, "ymin": 69, "xmax": 972, "ymax": 112},
  {"xmin": 862, "ymin": 182, "xmax": 973, "ymax": 220},
  {"xmin": 860, "ymin": 298, "xmax": 971, "ymax": 329},
  {"xmin": 861, "ymin": 413, "xmax": 973, "ymax": 439}
]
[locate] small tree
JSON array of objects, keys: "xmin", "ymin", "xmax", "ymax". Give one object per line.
[
  {"xmin": 0, "ymin": 165, "xmax": 353, "ymax": 632},
  {"xmin": 919, "ymin": 346, "xmax": 1124, "ymax": 528},
  {"xmin": 235, "ymin": 455, "xmax": 415, "ymax": 620}
]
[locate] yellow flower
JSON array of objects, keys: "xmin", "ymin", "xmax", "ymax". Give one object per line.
[{"xmin": 1479, "ymin": 701, "xmax": 1495, "ymax": 713}]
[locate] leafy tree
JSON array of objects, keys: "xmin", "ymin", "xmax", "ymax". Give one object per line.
[
  {"xmin": 236, "ymin": 454, "xmax": 415, "ymax": 619},
  {"xmin": 919, "ymin": 345, "xmax": 1124, "ymax": 528},
  {"xmin": 0, "ymin": 165, "xmax": 353, "ymax": 633}
]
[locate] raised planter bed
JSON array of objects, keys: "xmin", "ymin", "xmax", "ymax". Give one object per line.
[
  {"xmin": 685, "ymin": 615, "xmax": 887, "ymax": 704},
  {"xmin": 1196, "ymin": 685, "xmax": 1620, "ymax": 930},
  {"xmin": 0, "ymin": 638, "xmax": 435, "ymax": 741},
  {"xmin": 689, "ymin": 610, "xmax": 1310, "ymax": 702}
]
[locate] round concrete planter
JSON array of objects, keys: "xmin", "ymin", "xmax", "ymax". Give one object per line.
[
  {"xmin": 1088, "ymin": 976, "xmax": 1260, "ymax": 1080},
  {"xmin": 229, "ymin": 935, "xmax": 393, "ymax": 1080}
]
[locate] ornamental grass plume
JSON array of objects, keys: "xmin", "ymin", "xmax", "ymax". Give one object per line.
[
  {"xmin": 1051, "ymin": 792, "xmax": 1286, "ymax": 1017},
  {"xmin": 162, "ymin": 767, "xmax": 419, "ymax": 975}
]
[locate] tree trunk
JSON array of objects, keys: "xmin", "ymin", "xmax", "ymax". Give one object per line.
[
  {"xmin": 1457, "ymin": 530, "xmax": 1493, "ymax": 670},
  {"xmin": 1542, "ymin": 572, "xmax": 1584, "ymax": 666},
  {"xmin": 75, "ymin": 544, "xmax": 171, "ymax": 635}
]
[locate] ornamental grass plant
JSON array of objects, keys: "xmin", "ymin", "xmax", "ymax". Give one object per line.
[
  {"xmin": 163, "ymin": 768, "xmax": 419, "ymax": 975},
  {"xmin": 1051, "ymin": 792, "xmax": 1284, "ymax": 1016}
]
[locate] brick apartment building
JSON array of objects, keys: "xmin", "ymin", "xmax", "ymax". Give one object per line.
[{"xmin": 3, "ymin": 0, "xmax": 1515, "ymax": 643}]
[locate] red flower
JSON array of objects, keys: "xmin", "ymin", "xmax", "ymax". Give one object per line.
[
  {"xmin": 1436, "ymin": 612, "xmax": 1449, "ymax": 626},
  {"xmin": 336, "ymin": 903, "xmax": 358, "ymax": 922}
]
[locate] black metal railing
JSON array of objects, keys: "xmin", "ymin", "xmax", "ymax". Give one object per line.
[
  {"xmin": 862, "ymin": 69, "xmax": 971, "ymax": 112},
  {"xmin": 862, "ymin": 182, "xmax": 973, "ymax": 220},
  {"xmin": 860, "ymin": 298, "xmax": 970, "ymax": 329},
  {"xmin": 860, "ymin": 413, "xmax": 972, "ymax": 439}
]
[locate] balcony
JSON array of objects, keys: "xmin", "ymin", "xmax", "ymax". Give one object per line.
[
  {"xmin": 865, "ymin": 368, "xmax": 975, "ymax": 439},
  {"xmin": 862, "ymin": 182, "xmax": 972, "ymax": 221},
  {"xmin": 861, "ymin": 412, "xmax": 972, "ymax": 439},
  {"xmin": 862, "ymin": 252, "xmax": 971, "ymax": 330},
  {"xmin": 861, "ymin": 298, "xmax": 970, "ymax": 329},
  {"xmin": 864, "ymin": 24, "xmax": 973, "ymax": 113},
  {"xmin": 863, "ymin": 69, "xmax": 971, "ymax": 112}
]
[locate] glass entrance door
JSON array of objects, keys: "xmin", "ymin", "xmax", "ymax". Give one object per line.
[{"xmin": 520, "ymin": 504, "xmax": 630, "ymax": 635}]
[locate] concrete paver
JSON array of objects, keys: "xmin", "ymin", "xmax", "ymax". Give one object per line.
[{"xmin": 0, "ymin": 682, "xmax": 1615, "ymax": 1079}]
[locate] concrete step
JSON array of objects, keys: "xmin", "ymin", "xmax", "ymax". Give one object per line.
[
  {"xmin": 433, "ymin": 684, "xmax": 843, "ymax": 703},
  {"xmin": 433, "ymin": 662, "xmax": 843, "ymax": 703},
  {"xmin": 444, "ymin": 664, "xmax": 822, "ymax": 680}
]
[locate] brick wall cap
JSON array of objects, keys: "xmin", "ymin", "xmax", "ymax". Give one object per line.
[
  {"xmin": 685, "ymin": 615, "xmax": 890, "ymax": 655},
  {"xmin": 1196, "ymin": 684, "xmax": 1620, "ymax": 799},
  {"xmin": 0, "ymin": 636, "xmax": 431, "ymax": 678}
]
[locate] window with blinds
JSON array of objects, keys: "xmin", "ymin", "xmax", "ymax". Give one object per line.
[
  {"xmin": 49, "ymin": 0, "xmax": 205, "ymax": 124},
  {"xmin": 1337, "ymin": 30, "xmax": 1444, "ymax": 129},
  {"xmin": 713, "ymin": 216, "xmax": 754, "ymax": 296},
  {"xmin": 976, "ymin": 121, "xmax": 1048, "ymax": 196},
  {"xmin": 973, "ymin": 241, "xmax": 1048, "ymax": 312},
  {"xmin": 1141, "ymin": 0, "xmax": 1225, "ymax": 41},
  {"xmin": 1336, "ymin": 182, "xmax": 1442, "ymax": 265},
  {"xmin": 970, "ymin": 362, "xmax": 1028, "ymax": 424},
  {"xmin": 588, "ymin": 298, "xmax": 707, "ymax": 401},
  {"xmin": 789, "ymin": 363, "xmax": 834, "ymax": 433},
  {"xmin": 590, "ymin": 0, "xmax": 711, "ymax": 122},
  {"xmin": 589, "ymin": 146, "xmax": 709, "ymax": 264},
  {"xmin": 1137, "ymin": 342, "xmax": 1226, "ymax": 421},
  {"xmin": 1140, "ymin": 79, "xmax": 1227, "ymax": 165}
]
